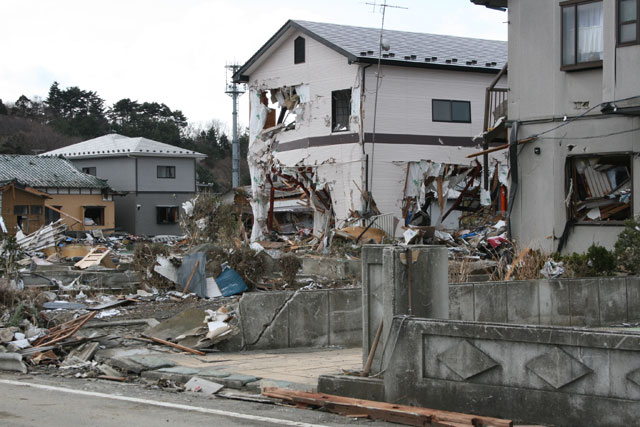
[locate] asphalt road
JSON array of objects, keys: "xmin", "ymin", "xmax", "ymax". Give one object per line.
[{"xmin": 0, "ymin": 374, "xmax": 392, "ymax": 427}]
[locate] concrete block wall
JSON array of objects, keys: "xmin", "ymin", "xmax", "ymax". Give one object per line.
[
  {"xmin": 449, "ymin": 276, "xmax": 640, "ymax": 327},
  {"xmin": 237, "ymin": 288, "xmax": 362, "ymax": 350},
  {"xmin": 384, "ymin": 317, "xmax": 640, "ymax": 427}
]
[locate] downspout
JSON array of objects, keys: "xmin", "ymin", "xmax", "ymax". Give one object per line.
[{"xmin": 507, "ymin": 121, "xmax": 518, "ymax": 240}]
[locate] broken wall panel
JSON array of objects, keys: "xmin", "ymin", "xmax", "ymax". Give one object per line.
[
  {"xmin": 275, "ymin": 143, "xmax": 365, "ymax": 229},
  {"xmin": 365, "ymin": 143, "xmax": 508, "ymax": 236},
  {"xmin": 248, "ymin": 30, "xmax": 361, "ymax": 146}
]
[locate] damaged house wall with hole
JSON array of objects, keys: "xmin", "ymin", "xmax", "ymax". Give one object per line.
[
  {"xmin": 235, "ymin": 20, "xmax": 509, "ymax": 241},
  {"xmin": 360, "ymin": 65, "xmax": 508, "ymax": 232},
  {"xmin": 503, "ymin": 0, "xmax": 640, "ymax": 253},
  {"xmin": 239, "ymin": 26, "xmax": 365, "ymax": 241}
]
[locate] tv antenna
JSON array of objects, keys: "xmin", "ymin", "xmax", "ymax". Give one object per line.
[{"xmin": 364, "ymin": 0, "xmax": 407, "ymax": 208}]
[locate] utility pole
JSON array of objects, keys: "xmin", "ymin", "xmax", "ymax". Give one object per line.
[{"xmin": 225, "ymin": 63, "xmax": 245, "ymax": 188}]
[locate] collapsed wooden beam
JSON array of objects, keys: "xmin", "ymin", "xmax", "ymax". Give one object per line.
[{"xmin": 262, "ymin": 387, "xmax": 513, "ymax": 427}]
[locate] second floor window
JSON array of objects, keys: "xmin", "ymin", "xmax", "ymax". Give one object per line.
[
  {"xmin": 294, "ymin": 36, "xmax": 305, "ymax": 64},
  {"xmin": 618, "ymin": 0, "xmax": 639, "ymax": 45},
  {"xmin": 561, "ymin": 0, "xmax": 604, "ymax": 69},
  {"xmin": 332, "ymin": 89, "xmax": 351, "ymax": 132},
  {"xmin": 157, "ymin": 166, "xmax": 176, "ymax": 178},
  {"xmin": 82, "ymin": 167, "xmax": 96, "ymax": 176},
  {"xmin": 432, "ymin": 99, "xmax": 471, "ymax": 123}
]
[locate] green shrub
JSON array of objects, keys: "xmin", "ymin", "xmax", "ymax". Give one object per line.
[
  {"xmin": 563, "ymin": 244, "xmax": 616, "ymax": 277},
  {"xmin": 615, "ymin": 216, "xmax": 640, "ymax": 274}
]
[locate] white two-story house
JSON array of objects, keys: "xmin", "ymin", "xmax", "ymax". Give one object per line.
[
  {"xmin": 473, "ymin": 0, "xmax": 640, "ymax": 253},
  {"xmin": 234, "ymin": 20, "xmax": 507, "ymax": 240}
]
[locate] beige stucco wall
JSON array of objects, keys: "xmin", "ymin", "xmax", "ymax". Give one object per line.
[{"xmin": 46, "ymin": 193, "xmax": 115, "ymax": 232}]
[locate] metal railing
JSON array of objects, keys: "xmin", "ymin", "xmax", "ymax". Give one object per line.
[{"xmin": 358, "ymin": 212, "xmax": 396, "ymax": 238}]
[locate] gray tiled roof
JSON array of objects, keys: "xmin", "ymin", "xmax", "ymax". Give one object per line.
[
  {"xmin": 43, "ymin": 134, "xmax": 206, "ymax": 159},
  {"xmin": 295, "ymin": 20, "xmax": 507, "ymax": 70},
  {"xmin": 235, "ymin": 20, "xmax": 507, "ymax": 81},
  {"xmin": 0, "ymin": 155, "xmax": 109, "ymax": 189}
]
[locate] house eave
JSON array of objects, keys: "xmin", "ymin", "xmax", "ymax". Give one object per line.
[
  {"xmin": 470, "ymin": 0, "xmax": 508, "ymax": 11},
  {"xmin": 353, "ymin": 57, "xmax": 504, "ymax": 74}
]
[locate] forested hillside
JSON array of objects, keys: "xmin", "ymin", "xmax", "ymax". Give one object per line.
[{"xmin": 0, "ymin": 82, "xmax": 249, "ymax": 192}]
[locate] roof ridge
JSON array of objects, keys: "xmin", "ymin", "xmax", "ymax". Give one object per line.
[{"xmin": 292, "ymin": 19, "xmax": 507, "ymax": 43}]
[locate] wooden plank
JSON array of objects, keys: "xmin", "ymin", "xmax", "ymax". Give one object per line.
[
  {"xmin": 262, "ymin": 387, "xmax": 512, "ymax": 427},
  {"xmin": 149, "ymin": 336, "xmax": 205, "ymax": 356},
  {"xmin": 182, "ymin": 259, "xmax": 199, "ymax": 295},
  {"xmin": 466, "ymin": 137, "xmax": 536, "ymax": 158},
  {"xmin": 44, "ymin": 204, "xmax": 83, "ymax": 225}
]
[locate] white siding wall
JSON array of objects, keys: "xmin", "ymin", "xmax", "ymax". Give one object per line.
[
  {"xmin": 361, "ymin": 65, "xmax": 503, "ymax": 137},
  {"xmin": 249, "ymin": 30, "xmax": 361, "ymax": 143}
]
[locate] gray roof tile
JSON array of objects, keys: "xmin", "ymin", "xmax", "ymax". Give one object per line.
[
  {"xmin": 0, "ymin": 155, "xmax": 109, "ymax": 189},
  {"xmin": 294, "ymin": 20, "xmax": 507, "ymax": 70},
  {"xmin": 43, "ymin": 134, "xmax": 206, "ymax": 159},
  {"xmin": 235, "ymin": 20, "xmax": 507, "ymax": 80}
]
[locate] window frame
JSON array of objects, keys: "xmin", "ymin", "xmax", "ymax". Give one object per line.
[
  {"xmin": 331, "ymin": 89, "xmax": 352, "ymax": 133},
  {"xmin": 431, "ymin": 99, "xmax": 472, "ymax": 123},
  {"xmin": 157, "ymin": 165, "xmax": 176, "ymax": 179},
  {"xmin": 560, "ymin": 0, "xmax": 605, "ymax": 71},
  {"xmin": 156, "ymin": 206, "xmax": 179, "ymax": 225},
  {"xmin": 82, "ymin": 167, "xmax": 97, "ymax": 176},
  {"xmin": 565, "ymin": 152, "xmax": 633, "ymax": 225},
  {"xmin": 617, "ymin": 0, "xmax": 640, "ymax": 46},
  {"xmin": 83, "ymin": 206, "xmax": 105, "ymax": 226},
  {"xmin": 13, "ymin": 205, "xmax": 29, "ymax": 216},
  {"xmin": 294, "ymin": 36, "xmax": 305, "ymax": 64}
]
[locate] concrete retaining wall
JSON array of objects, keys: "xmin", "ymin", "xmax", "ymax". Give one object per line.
[
  {"xmin": 383, "ymin": 317, "xmax": 640, "ymax": 427},
  {"xmin": 233, "ymin": 288, "xmax": 362, "ymax": 350},
  {"xmin": 450, "ymin": 276, "xmax": 640, "ymax": 327},
  {"xmin": 301, "ymin": 258, "xmax": 361, "ymax": 280}
]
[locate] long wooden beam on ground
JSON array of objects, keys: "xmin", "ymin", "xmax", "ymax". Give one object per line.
[{"xmin": 262, "ymin": 387, "xmax": 513, "ymax": 427}]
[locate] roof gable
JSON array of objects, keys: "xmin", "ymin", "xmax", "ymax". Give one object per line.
[
  {"xmin": 234, "ymin": 20, "xmax": 507, "ymax": 81},
  {"xmin": 42, "ymin": 134, "xmax": 206, "ymax": 159}
]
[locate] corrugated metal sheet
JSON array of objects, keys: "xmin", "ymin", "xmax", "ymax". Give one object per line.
[{"xmin": 0, "ymin": 155, "xmax": 109, "ymax": 189}]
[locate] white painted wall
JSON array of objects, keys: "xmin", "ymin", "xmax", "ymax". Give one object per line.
[{"xmin": 248, "ymin": 29, "xmax": 361, "ymax": 143}]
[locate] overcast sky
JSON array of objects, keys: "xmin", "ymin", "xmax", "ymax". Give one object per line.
[{"xmin": 0, "ymin": 0, "xmax": 507, "ymax": 132}]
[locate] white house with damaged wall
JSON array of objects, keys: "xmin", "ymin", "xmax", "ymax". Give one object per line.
[
  {"xmin": 234, "ymin": 20, "xmax": 508, "ymax": 241},
  {"xmin": 473, "ymin": 0, "xmax": 640, "ymax": 253}
]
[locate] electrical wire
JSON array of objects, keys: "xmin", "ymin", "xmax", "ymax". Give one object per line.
[{"xmin": 517, "ymin": 94, "xmax": 640, "ymax": 143}]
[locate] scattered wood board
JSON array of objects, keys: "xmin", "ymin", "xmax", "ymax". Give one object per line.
[
  {"xmin": 262, "ymin": 387, "xmax": 513, "ymax": 427},
  {"xmin": 74, "ymin": 246, "xmax": 115, "ymax": 269}
]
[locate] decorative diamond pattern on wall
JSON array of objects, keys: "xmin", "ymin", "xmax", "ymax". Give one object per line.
[
  {"xmin": 627, "ymin": 368, "xmax": 640, "ymax": 387},
  {"xmin": 437, "ymin": 340, "xmax": 499, "ymax": 380},
  {"xmin": 526, "ymin": 347, "xmax": 592, "ymax": 389}
]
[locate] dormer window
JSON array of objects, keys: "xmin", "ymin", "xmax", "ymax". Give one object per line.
[{"xmin": 294, "ymin": 36, "xmax": 305, "ymax": 64}]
